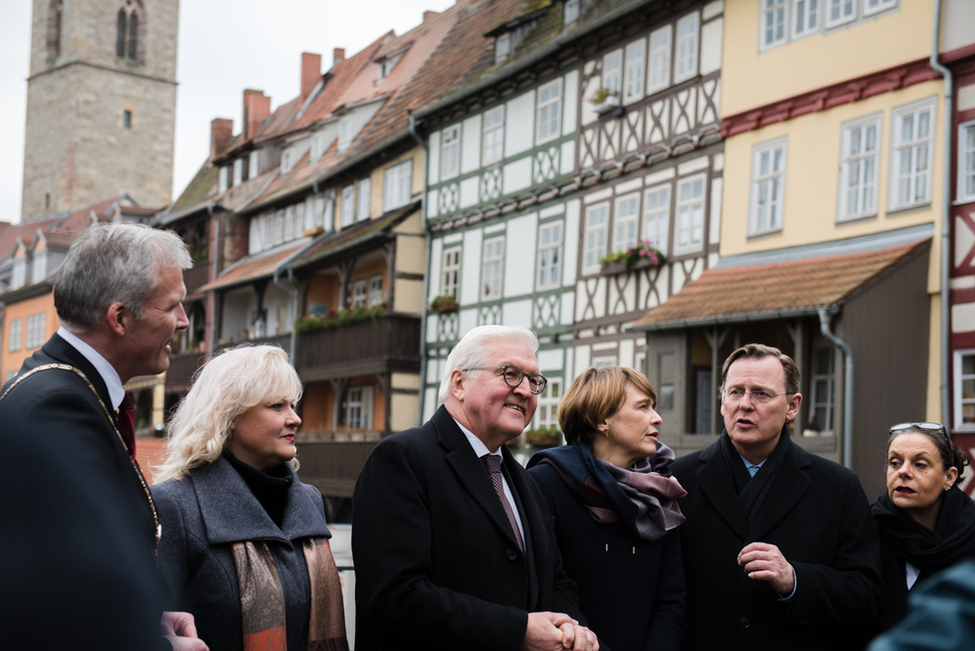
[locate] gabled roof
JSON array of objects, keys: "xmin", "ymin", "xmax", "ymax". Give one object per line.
[
  {"xmin": 631, "ymin": 240, "xmax": 930, "ymax": 331},
  {"xmin": 198, "ymin": 243, "xmax": 307, "ymax": 293},
  {"xmin": 163, "ymin": 163, "xmax": 221, "ymax": 221}
]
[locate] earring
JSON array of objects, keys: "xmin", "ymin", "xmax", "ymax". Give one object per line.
[
  {"xmin": 604, "ymin": 427, "xmax": 610, "ymax": 439},
  {"xmin": 945, "ymin": 485, "xmax": 951, "ymax": 492}
]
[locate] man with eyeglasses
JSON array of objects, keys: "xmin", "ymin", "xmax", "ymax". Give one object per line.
[
  {"xmin": 671, "ymin": 343, "xmax": 883, "ymax": 651},
  {"xmin": 353, "ymin": 325, "xmax": 598, "ymax": 651}
]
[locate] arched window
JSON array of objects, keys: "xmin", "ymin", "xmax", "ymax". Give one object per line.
[
  {"xmin": 47, "ymin": 0, "xmax": 63, "ymax": 58},
  {"xmin": 116, "ymin": 1, "xmax": 140, "ymax": 61}
]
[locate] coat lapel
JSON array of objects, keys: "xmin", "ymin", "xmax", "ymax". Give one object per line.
[
  {"xmin": 747, "ymin": 439, "xmax": 812, "ymax": 541},
  {"xmin": 696, "ymin": 438, "xmax": 750, "ymax": 540},
  {"xmin": 434, "ymin": 407, "xmax": 524, "ymax": 551}
]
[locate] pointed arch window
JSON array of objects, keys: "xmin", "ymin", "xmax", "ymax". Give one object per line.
[
  {"xmin": 48, "ymin": 0, "xmax": 63, "ymax": 58},
  {"xmin": 116, "ymin": 1, "xmax": 140, "ymax": 61}
]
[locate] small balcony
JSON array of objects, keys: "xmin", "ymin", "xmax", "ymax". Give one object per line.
[
  {"xmin": 165, "ymin": 351, "xmax": 207, "ymax": 391},
  {"xmin": 216, "ymin": 333, "xmax": 293, "ymax": 356},
  {"xmin": 296, "ymin": 314, "xmax": 421, "ymax": 381},
  {"xmin": 294, "ymin": 440, "xmax": 379, "ymax": 497},
  {"xmin": 183, "ymin": 262, "xmax": 210, "ymax": 296}
]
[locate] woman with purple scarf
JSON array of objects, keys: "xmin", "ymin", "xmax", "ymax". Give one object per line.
[{"xmin": 527, "ymin": 366, "xmax": 686, "ymax": 651}]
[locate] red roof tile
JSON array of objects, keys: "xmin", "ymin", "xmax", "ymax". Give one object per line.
[
  {"xmin": 199, "ymin": 243, "xmax": 306, "ymax": 292},
  {"xmin": 632, "ymin": 241, "xmax": 929, "ymax": 330}
]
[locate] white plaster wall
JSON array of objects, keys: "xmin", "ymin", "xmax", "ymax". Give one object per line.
[
  {"xmin": 560, "ymin": 290, "xmax": 575, "ymax": 327},
  {"xmin": 710, "ymin": 177, "xmax": 723, "ymax": 247},
  {"xmin": 503, "ymin": 157, "xmax": 533, "ymax": 195},
  {"xmin": 460, "ymin": 177, "xmax": 480, "ymax": 208},
  {"xmin": 462, "ymin": 229, "xmax": 483, "ymax": 303},
  {"xmin": 462, "ymin": 114, "xmax": 482, "ymax": 175},
  {"xmin": 620, "ymin": 338, "xmax": 635, "ymax": 369},
  {"xmin": 459, "ymin": 309, "xmax": 478, "ymax": 339},
  {"xmin": 537, "ymin": 348, "xmax": 564, "ymax": 372},
  {"xmin": 574, "ymin": 345, "xmax": 591, "ymax": 377},
  {"xmin": 428, "ymin": 131, "xmax": 441, "ymax": 185},
  {"xmin": 563, "ymin": 70, "xmax": 578, "ymax": 136},
  {"xmin": 563, "ymin": 199, "xmax": 580, "ymax": 287},
  {"xmin": 700, "ymin": 17, "xmax": 723, "ymax": 75},
  {"xmin": 428, "ymin": 238, "xmax": 444, "ymax": 300},
  {"xmin": 505, "ymin": 212, "xmax": 537, "ymax": 297},
  {"xmin": 426, "ymin": 314, "xmax": 439, "ymax": 343},
  {"xmin": 560, "ymin": 140, "xmax": 575, "ymax": 175},
  {"xmin": 952, "ymin": 304, "xmax": 975, "ymax": 333},
  {"xmin": 427, "ymin": 189, "xmax": 439, "ymax": 217},
  {"xmin": 506, "ymin": 91, "xmax": 536, "ymax": 157},
  {"xmin": 503, "ymin": 299, "xmax": 533, "ymax": 328},
  {"xmin": 423, "ymin": 387, "xmax": 439, "ymax": 422}
]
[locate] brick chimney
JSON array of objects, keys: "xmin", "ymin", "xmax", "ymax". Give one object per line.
[
  {"xmin": 242, "ymin": 89, "xmax": 271, "ymax": 140},
  {"xmin": 210, "ymin": 118, "xmax": 234, "ymax": 160},
  {"xmin": 332, "ymin": 47, "xmax": 345, "ymax": 68},
  {"xmin": 300, "ymin": 52, "xmax": 322, "ymax": 105},
  {"xmin": 423, "ymin": 10, "xmax": 439, "ymax": 21}
]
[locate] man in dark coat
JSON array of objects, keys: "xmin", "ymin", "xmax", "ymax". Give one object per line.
[
  {"xmin": 0, "ymin": 223, "xmax": 207, "ymax": 651},
  {"xmin": 671, "ymin": 343, "xmax": 883, "ymax": 650},
  {"xmin": 352, "ymin": 325, "xmax": 597, "ymax": 651}
]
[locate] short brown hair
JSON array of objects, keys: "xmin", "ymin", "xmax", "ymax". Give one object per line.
[
  {"xmin": 721, "ymin": 343, "xmax": 800, "ymax": 395},
  {"xmin": 559, "ymin": 366, "xmax": 657, "ymax": 446}
]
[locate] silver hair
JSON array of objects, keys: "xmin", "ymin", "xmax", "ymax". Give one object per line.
[
  {"xmin": 54, "ymin": 223, "xmax": 192, "ymax": 332},
  {"xmin": 153, "ymin": 345, "xmax": 304, "ymax": 483},
  {"xmin": 437, "ymin": 325, "xmax": 539, "ymax": 403}
]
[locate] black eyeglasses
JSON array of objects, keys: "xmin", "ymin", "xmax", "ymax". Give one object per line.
[
  {"xmin": 462, "ymin": 365, "xmax": 548, "ymax": 395},
  {"xmin": 888, "ymin": 422, "xmax": 952, "ymax": 445},
  {"xmin": 720, "ymin": 388, "xmax": 794, "ymax": 405}
]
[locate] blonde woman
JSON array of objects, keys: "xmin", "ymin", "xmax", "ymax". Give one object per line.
[{"xmin": 152, "ymin": 345, "xmax": 348, "ymax": 651}]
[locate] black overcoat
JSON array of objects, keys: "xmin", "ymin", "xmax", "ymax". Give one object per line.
[
  {"xmin": 671, "ymin": 432, "xmax": 883, "ymax": 651},
  {"xmin": 352, "ymin": 405, "xmax": 582, "ymax": 651}
]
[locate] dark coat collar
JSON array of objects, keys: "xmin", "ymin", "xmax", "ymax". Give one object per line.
[
  {"xmin": 695, "ymin": 428, "xmax": 812, "ymax": 541},
  {"xmin": 37, "ymin": 333, "xmax": 113, "ymax": 408},
  {"xmin": 191, "ymin": 455, "xmax": 330, "ymax": 546}
]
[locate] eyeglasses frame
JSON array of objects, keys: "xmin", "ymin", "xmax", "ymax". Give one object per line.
[
  {"xmin": 888, "ymin": 421, "xmax": 952, "ymax": 446},
  {"xmin": 461, "ymin": 365, "xmax": 548, "ymax": 395}
]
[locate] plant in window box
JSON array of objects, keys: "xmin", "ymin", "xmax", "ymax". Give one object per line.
[
  {"xmin": 294, "ymin": 304, "xmax": 386, "ymax": 334},
  {"xmin": 599, "ymin": 240, "xmax": 665, "ymax": 273},
  {"xmin": 588, "ymin": 87, "xmax": 621, "ymax": 114},
  {"xmin": 429, "ymin": 294, "xmax": 458, "ymax": 313},
  {"xmin": 523, "ymin": 427, "xmax": 562, "ymax": 448}
]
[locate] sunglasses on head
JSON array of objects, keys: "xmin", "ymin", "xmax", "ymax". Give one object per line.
[{"xmin": 888, "ymin": 422, "xmax": 951, "ymax": 446}]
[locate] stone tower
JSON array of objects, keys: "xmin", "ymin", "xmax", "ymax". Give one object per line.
[{"xmin": 21, "ymin": 0, "xmax": 179, "ymax": 220}]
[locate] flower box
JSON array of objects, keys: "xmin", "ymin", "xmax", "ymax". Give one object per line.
[
  {"xmin": 524, "ymin": 428, "xmax": 562, "ymax": 448},
  {"xmin": 429, "ymin": 295, "xmax": 459, "ymax": 313},
  {"xmin": 592, "ymin": 94, "xmax": 621, "ymax": 115},
  {"xmin": 599, "ymin": 240, "xmax": 666, "ymax": 274}
]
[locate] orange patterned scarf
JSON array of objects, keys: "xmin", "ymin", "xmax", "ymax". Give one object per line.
[{"xmin": 231, "ymin": 538, "xmax": 349, "ymax": 651}]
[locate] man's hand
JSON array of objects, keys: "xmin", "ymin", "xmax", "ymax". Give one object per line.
[
  {"xmin": 523, "ymin": 612, "xmax": 598, "ymax": 651},
  {"xmin": 738, "ymin": 542, "xmax": 795, "ymax": 595},
  {"xmin": 161, "ymin": 611, "xmax": 209, "ymax": 651}
]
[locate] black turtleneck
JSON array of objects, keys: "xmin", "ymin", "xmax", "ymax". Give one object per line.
[{"xmin": 223, "ymin": 449, "xmax": 294, "ymax": 527}]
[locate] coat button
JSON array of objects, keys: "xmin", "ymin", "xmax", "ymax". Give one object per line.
[
  {"xmin": 506, "ymin": 548, "xmax": 518, "ymax": 560},
  {"xmin": 739, "ymin": 617, "xmax": 750, "ymax": 629}
]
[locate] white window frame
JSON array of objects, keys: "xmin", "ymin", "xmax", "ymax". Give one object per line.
[
  {"xmin": 351, "ymin": 279, "xmax": 367, "ymax": 308},
  {"xmin": 955, "ymin": 348, "xmax": 975, "ymax": 431},
  {"xmin": 12, "ymin": 258, "xmax": 26, "ymax": 290},
  {"xmin": 810, "ymin": 344, "xmax": 835, "ymax": 434},
  {"xmin": 863, "ymin": 0, "xmax": 896, "ymax": 17},
  {"xmin": 613, "ymin": 193, "xmax": 640, "ymax": 253},
  {"xmin": 482, "ymin": 106, "xmax": 505, "ymax": 165},
  {"xmin": 603, "ymin": 49, "xmax": 623, "ymax": 96},
  {"xmin": 889, "ymin": 97, "xmax": 936, "ymax": 210},
  {"xmin": 535, "ymin": 378, "xmax": 563, "ymax": 431},
  {"xmin": 791, "ymin": 0, "xmax": 820, "ymax": 39},
  {"xmin": 676, "ymin": 174, "xmax": 706, "ymax": 252},
  {"xmin": 957, "ymin": 120, "xmax": 975, "ymax": 203},
  {"xmin": 26, "ymin": 313, "xmax": 46, "ymax": 350},
  {"xmin": 441, "ymin": 125, "xmax": 461, "ymax": 179},
  {"xmin": 338, "ymin": 117, "xmax": 352, "ymax": 152},
  {"xmin": 624, "ymin": 39, "xmax": 646, "ymax": 103},
  {"xmin": 357, "ymin": 178, "xmax": 371, "ymax": 221},
  {"xmin": 346, "ymin": 385, "xmax": 373, "ymax": 430},
  {"xmin": 383, "ymin": 159, "xmax": 413, "ymax": 212},
  {"xmin": 535, "ymin": 78, "xmax": 563, "ymax": 145},
  {"xmin": 749, "ymin": 137, "xmax": 788, "ymax": 236},
  {"xmin": 233, "ymin": 158, "xmax": 243, "ymax": 187},
  {"xmin": 32, "ymin": 250, "xmax": 47, "ymax": 284},
  {"xmin": 442, "ymin": 247, "xmax": 461, "ymax": 299},
  {"xmin": 249, "ymin": 150, "xmax": 260, "ymax": 177},
  {"xmin": 760, "ymin": 0, "xmax": 788, "ymax": 50},
  {"xmin": 218, "ymin": 166, "xmax": 229, "ymax": 194},
  {"xmin": 482, "ymin": 236, "xmax": 505, "ymax": 300},
  {"xmin": 643, "ymin": 185, "xmax": 671, "ymax": 256},
  {"xmin": 341, "ymin": 184, "xmax": 355, "ymax": 228},
  {"xmin": 536, "ymin": 221, "xmax": 563, "ymax": 290},
  {"xmin": 583, "ymin": 202, "xmax": 609, "ymax": 274},
  {"xmin": 7, "ymin": 318, "xmax": 22, "ymax": 352},
  {"xmin": 368, "ymin": 274, "xmax": 384, "ymax": 307},
  {"xmin": 674, "ymin": 12, "xmax": 699, "ymax": 84},
  {"xmin": 495, "ymin": 32, "xmax": 511, "ymax": 63},
  {"xmin": 564, "ymin": 0, "xmax": 580, "ymax": 25},
  {"xmin": 647, "ymin": 25, "xmax": 672, "ymax": 94},
  {"xmin": 825, "ymin": 0, "xmax": 855, "ymax": 28},
  {"xmin": 838, "ymin": 113, "xmax": 881, "ymax": 221}
]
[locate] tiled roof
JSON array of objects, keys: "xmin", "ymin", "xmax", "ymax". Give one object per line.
[
  {"xmin": 167, "ymin": 164, "xmax": 220, "ymax": 217},
  {"xmin": 291, "ymin": 200, "xmax": 421, "ymax": 269},
  {"xmin": 38, "ymin": 231, "xmax": 77, "ymax": 249},
  {"xmin": 198, "ymin": 243, "xmax": 307, "ymax": 292},
  {"xmin": 632, "ymin": 241, "xmax": 929, "ymax": 331},
  {"xmin": 0, "ymin": 216, "xmax": 64, "ymax": 260}
]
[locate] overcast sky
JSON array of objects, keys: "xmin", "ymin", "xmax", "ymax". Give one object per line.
[{"xmin": 0, "ymin": 0, "xmax": 456, "ymax": 224}]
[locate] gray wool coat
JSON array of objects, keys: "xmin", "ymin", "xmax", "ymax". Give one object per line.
[{"xmin": 151, "ymin": 456, "xmax": 331, "ymax": 651}]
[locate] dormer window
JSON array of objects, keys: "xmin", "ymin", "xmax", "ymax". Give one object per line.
[
  {"xmin": 311, "ymin": 131, "xmax": 326, "ymax": 160},
  {"xmin": 218, "ymin": 167, "xmax": 229, "ymax": 194},
  {"xmin": 377, "ymin": 53, "xmax": 404, "ymax": 82},
  {"xmin": 32, "ymin": 250, "xmax": 47, "ymax": 283},
  {"xmin": 564, "ymin": 0, "xmax": 580, "ymax": 25},
  {"xmin": 12, "ymin": 258, "xmax": 26, "ymax": 290},
  {"xmin": 339, "ymin": 116, "xmax": 352, "ymax": 152},
  {"xmin": 495, "ymin": 33, "xmax": 512, "ymax": 63},
  {"xmin": 249, "ymin": 150, "xmax": 260, "ymax": 177}
]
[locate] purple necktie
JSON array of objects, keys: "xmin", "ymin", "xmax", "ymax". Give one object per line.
[
  {"xmin": 118, "ymin": 393, "xmax": 136, "ymax": 461},
  {"xmin": 482, "ymin": 454, "xmax": 524, "ymax": 553}
]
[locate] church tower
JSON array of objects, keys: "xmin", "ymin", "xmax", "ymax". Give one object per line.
[{"xmin": 21, "ymin": 0, "xmax": 179, "ymax": 220}]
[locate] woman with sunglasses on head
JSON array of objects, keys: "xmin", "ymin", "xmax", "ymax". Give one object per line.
[
  {"xmin": 526, "ymin": 366, "xmax": 686, "ymax": 651},
  {"xmin": 871, "ymin": 421, "xmax": 975, "ymax": 633}
]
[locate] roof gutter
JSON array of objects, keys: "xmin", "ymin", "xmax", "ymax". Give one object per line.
[
  {"xmin": 930, "ymin": 0, "xmax": 952, "ymax": 427},
  {"xmin": 817, "ymin": 306, "xmax": 854, "ymax": 470},
  {"xmin": 629, "ymin": 306, "xmax": 825, "ymax": 333}
]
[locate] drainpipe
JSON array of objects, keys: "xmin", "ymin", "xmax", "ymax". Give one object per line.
[
  {"xmin": 930, "ymin": 0, "xmax": 952, "ymax": 426},
  {"xmin": 818, "ymin": 306, "xmax": 854, "ymax": 470},
  {"xmin": 409, "ymin": 108, "xmax": 432, "ymax": 426},
  {"xmin": 272, "ymin": 265, "xmax": 300, "ymax": 364}
]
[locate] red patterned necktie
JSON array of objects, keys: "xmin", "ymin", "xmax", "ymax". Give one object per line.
[
  {"xmin": 482, "ymin": 454, "xmax": 524, "ymax": 553},
  {"xmin": 118, "ymin": 393, "xmax": 136, "ymax": 461}
]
